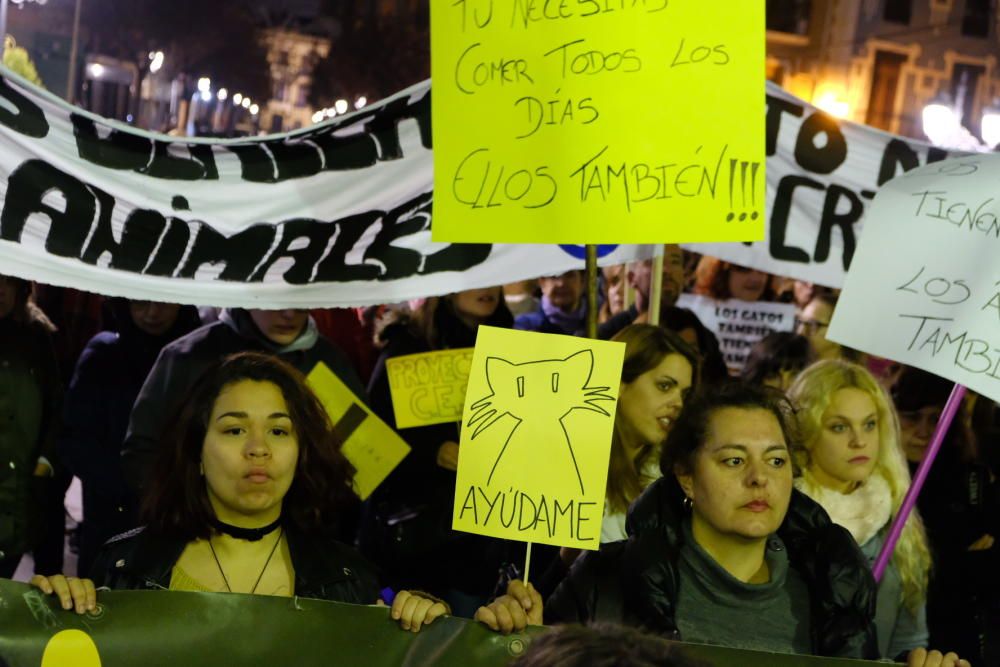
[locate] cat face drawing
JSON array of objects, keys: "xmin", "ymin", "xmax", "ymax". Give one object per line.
[{"xmin": 466, "ymin": 349, "xmax": 615, "ymax": 494}]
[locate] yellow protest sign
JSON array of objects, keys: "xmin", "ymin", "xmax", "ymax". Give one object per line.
[
  {"xmin": 306, "ymin": 363, "xmax": 410, "ymax": 500},
  {"xmin": 386, "ymin": 348, "xmax": 475, "ymax": 429},
  {"xmin": 452, "ymin": 327, "xmax": 624, "ymax": 549},
  {"xmin": 430, "ymin": 0, "xmax": 765, "ymax": 244}
]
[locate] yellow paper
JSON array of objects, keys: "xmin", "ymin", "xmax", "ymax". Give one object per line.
[
  {"xmin": 307, "ymin": 363, "xmax": 411, "ymax": 500},
  {"xmin": 452, "ymin": 327, "xmax": 624, "ymax": 550},
  {"xmin": 386, "ymin": 348, "xmax": 475, "ymax": 429},
  {"xmin": 430, "ymin": 0, "xmax": 765, "ymax": 243}
]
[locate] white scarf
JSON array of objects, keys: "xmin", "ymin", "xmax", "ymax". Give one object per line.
[{"xmin": 797, "ymin": 471, "xmax": 893, "ymax": 546}]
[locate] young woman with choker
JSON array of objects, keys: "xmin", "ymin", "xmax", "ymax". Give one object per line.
[{"xmin": 31, "ymin": 352, "xmax": 447, "ymax": 632}]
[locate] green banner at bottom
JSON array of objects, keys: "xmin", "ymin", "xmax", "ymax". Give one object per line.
[{"xmin": 0, "ymin": 580, "xmax": 895, "ymax": 666}]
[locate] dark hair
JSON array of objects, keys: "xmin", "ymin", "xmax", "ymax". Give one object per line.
[
  {"xmin": 659, "ymin": 306, "xmax": 729, "ymax": 385},
  {"xmin": 411, "ymin": 291, "xmax": 514, "ymax": 350},
  {"xmin": 660, "ymin": 382, "xmax": 800, "ymax": 476},
  {"xmin": 607, "ymin": 325, "xmax": 699, "ymax": 512},
  {"xmin": 891, "ymin": 366, "xmax": 953, "ymax": 413},
  {"xmin": 142, "ymin": 352, "xmax": 357, "ymax": 540},
  {"xmin": 740, "ymin": 332, "xmax": 815, "ymax": 386},
  {"xmin": 512, "ymin": 623, "xmax": 708, "ymax": 667}
]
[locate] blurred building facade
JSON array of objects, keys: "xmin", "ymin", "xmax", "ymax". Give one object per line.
[{"xmin": 767, "ymin": 0, "xmax": 1000, "ymax": 141}]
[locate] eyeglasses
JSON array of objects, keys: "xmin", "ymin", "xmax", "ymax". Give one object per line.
[{"xmin": 795, "ymin": 317, "xmax": 829, "ymax": 334}]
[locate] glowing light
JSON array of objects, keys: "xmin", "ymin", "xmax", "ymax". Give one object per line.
[
  {"xmin": 217, "ymin": 88, "xmax": 228, "ymax": 101},
  {"xmin": 249, "ymin": 104, "xmax": 259, "ymax": 115},
  {"xmin": 922, "ymin": 97, "xmax": 958, "ymax": 147},
  {"xmin": 982, "ymin": 106, "xmax": 1000, "ymax": 148},
  {"xmin": 87, "ymin": 63, "xmax": 105, "ymax": 78},
  {"xmin": 312, "ymin": 111, "xmax": 325, "ymax": 123},
  {"xmin": 199, "ymin": 90, "xmax": 212, "ymax": 102},
  {"xmin": 233, "ymin": 93, "xmax": 243, "ymax": 105},
  {"xmin": 241, "ymin": 97, "xmax": 251, "ymax": 109},
  {"xmin": 814, "ymin": 92, "xmax": 849, "ymax": 118},
  {"xmin": 355, "ymin": 96, "xmax": 367, "ymax": 109},
  {"xmin": 149, "ymin": 51, "xmax": 165, "ymax": 74},
  {"xmin": 334, "ymin": 99, "xmax": 348, "ymax": 114},
  {"xmin": 197, "ymin": 77, "xmax": 211, "ymax": 93}
]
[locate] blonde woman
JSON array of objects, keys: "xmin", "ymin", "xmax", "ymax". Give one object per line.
[{"xmin": 789, "ymin": 360, "xmax": 933, "ymax": 661}]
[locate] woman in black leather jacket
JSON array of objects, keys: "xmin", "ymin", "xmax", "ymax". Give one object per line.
[
  {"xmin": 30, "ymin": 352, "xmax": 447, "ymax": 632},
  {"xmin": 478, "ymin": 384, "xmax": 970, "ymax": 665}
]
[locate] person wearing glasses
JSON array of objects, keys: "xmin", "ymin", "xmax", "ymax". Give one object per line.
[{"xmin": 795, "ymin": 292, "xmax": 856, "ymax": 361}]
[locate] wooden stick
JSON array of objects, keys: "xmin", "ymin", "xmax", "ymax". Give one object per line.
[
  {"xmin": 523, "ymin": 541, "xmax": 533, "ymax": 587},
  {"xmin": 586, "ymin": 245, "xmax": 599, "ymax": 338},
  {"xmin": 648, "ymin": 251, "xmax": 664, "ymax": 326}
]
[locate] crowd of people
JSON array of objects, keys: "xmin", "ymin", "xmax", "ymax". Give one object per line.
[{"xmin": 2, "ymin": 247, "xmax": 998, "ymax": 664}]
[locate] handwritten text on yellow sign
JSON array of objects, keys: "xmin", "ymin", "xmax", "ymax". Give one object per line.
[
  {"xmin": 431, "ymin": 0, "xmax": 766, "ymax": 243},
  {"xmin": 386, "ymin": 348, "xmax": 475, "ymax": 428}
]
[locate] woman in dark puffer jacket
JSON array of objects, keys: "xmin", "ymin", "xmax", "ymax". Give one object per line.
[{"xmin": 477, "ymin": 384, "xmax": 969, "ymax": 665}]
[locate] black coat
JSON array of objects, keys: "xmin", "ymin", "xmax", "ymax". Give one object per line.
[
  {"xmin": 360, "ymin": 302, "xmax": 513, "ymax": 597},
  {"xmin": 58, "ymin": 301, "xmax": 200, "ymax": 573},
  {"xmin": 0, "ymin": 315, "xmax": 60, "ymax": 561},
  {"xmin": 91, "ymin": 523, "xmax": 381, "ymax": 604},
  {"xmin": 546, "ymin": 477, "xmax": 879, "ymax": 660}
]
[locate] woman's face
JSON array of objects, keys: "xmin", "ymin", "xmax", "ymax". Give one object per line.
[
  {"xmin": 809, "ymin": 387, "xmax": 880, "ymax": 491},
  {"xmin": 452, "ymin": 287, "xmax": 502, "ymax": 322},
  {"xmin": 898, "ymin": 405, "xmax": 942, "ymax": 463},
  {"xmin": 201, "ymin": 380, "xmax": 299, "ymax": 526},
  {"xmin": 727, "ymin": 266, "xmax": 769, "ymax": 301},
  {"xmin": 618, "ymin": 353, "xmax": 693, "ymax": 447},
  {"xmin": 677, "ymin": 407, "xmax": 792, "ymax": 541}
]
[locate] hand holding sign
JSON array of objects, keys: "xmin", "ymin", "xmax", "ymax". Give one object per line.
[{"xmin": 452, "ymin": 327, "xmax": 624, "ymax": 550}]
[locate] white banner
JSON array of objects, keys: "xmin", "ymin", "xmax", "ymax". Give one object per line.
[
  {"xmin": 677, "ymin": 293, "xmax": 795, "ymax": 374},
  {"xmin": 829, "ymin": 154, "xmax": 1000, "ymax": 404},
  {"xmin": 0, "ymin": 68, "xmax": 652, "ymax": 308},
  {"xmin": 685, "ymin": 82, "xmax": 968, "ymax": 289}
]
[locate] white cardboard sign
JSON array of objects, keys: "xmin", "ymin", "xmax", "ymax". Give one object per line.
[
  {"xmin": 828, "ymin": 154, "xmax": 1000, "ymax": 402},
  {"xmin": 677, "ymin": 293, "xmax": 795, "ymax": 375}
]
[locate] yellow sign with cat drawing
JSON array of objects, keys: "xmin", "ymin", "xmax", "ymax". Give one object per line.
[{"xmin": 452, "ymin": 327, "xmax": 625, "ymax": 550}]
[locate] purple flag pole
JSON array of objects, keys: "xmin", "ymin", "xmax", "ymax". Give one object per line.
[{"xmin": 872, "ymin": 383, "xmax": 967, "ymax": 582}]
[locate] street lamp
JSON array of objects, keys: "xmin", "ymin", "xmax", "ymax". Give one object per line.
[
  {"xmin": 334, "ymin": 98, "xmax": 348, "ymax": 114},
  {"xmin": 981, "ymin": 103, "xmax": 1000, "ymax": 149},
  {"xmin": 922, "ymin": 92, "xmax": 958, "ymax": 147}
]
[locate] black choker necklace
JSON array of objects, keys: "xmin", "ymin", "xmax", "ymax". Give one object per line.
[{"xmin": 211, "ymin": 516, "xmax": 282, "ymax": 542}]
